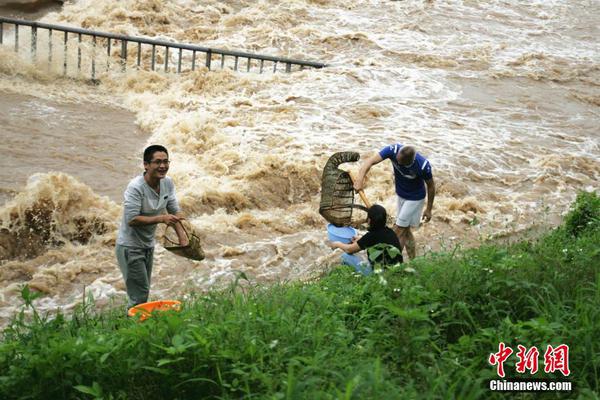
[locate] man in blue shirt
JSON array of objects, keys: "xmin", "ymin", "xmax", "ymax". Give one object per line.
[{"xmin": 354, "ymin": 144, "xmax": 435, "ymax": 260}]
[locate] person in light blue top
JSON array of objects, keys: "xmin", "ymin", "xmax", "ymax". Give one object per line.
[
  {"xmin": 116, "ymin": 145, "xmax": 188, "ymax": 308},
  {"xmin": 354, "ymin": 144, "xmax": 435, "ymax": 260}
]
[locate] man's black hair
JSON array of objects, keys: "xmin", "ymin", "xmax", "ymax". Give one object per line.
[
  {"xmin": 143, "ymin": 145, "xmax": 169, "ymax": 163},
  {"xmin": 367, "ymin": 204, "xmax": 387, "ymax": 230}
]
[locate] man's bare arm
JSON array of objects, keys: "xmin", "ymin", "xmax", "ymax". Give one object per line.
[
  {"xmin": 422, "ymin": 178, "xmax": 436, "ymax": 222},
  {"xmin": 129, "ymin": 214, "xmax": 180, "ymax": 226},
  {"xmin": 354, "ymin": 153, "xmax": 384, "ymax": 191}
]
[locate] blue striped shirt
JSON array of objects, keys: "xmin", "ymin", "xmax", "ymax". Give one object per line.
[{"xmin": 379, "ymin": 144, "xmax": 433, "ymax": 200}]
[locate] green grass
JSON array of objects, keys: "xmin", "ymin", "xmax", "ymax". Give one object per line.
[{"xmin": 1, "ymin": 191, "xmax": 599, "ymax": 399}]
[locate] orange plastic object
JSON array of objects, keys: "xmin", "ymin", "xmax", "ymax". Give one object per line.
[{"xmin": 127, "ymin": 300, "xmax": 182, "ymax": 321}]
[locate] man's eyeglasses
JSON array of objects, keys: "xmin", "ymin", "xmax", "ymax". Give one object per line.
[{"xmin": 149, "ymin": 159, "xmax": 170, "ymax": 166}]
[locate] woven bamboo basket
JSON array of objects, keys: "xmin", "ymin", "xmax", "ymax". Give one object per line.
[{"xmin": 161, "ymin": 219, "xmax": 205, "ymax": 261}]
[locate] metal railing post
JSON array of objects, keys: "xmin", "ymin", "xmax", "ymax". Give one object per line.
[
  {"xmin": 191, "ymin": 50, "xmax": 196, "ymax": 71},
  {"xmin": 177, "ymin": 47, "xmax": 182, "ymax": 73},
  {"xmin": 136, "ymin": 42, "xmax": 141, "ymax": 67},
  {"xmin": 63, "ymin": 30, "xmax": 67, "ymax": 75},
  {"xmin": 121, "ymin": 39, "xmax": 127, "ymax": 71},
  {"xmin": 31, "ymin": 25, "xmax": 37, "ymax": 61},
  {"xmin": 48, "ymin": 29, "xmax": 52, "ymax": 67},
  {"xmin": 106, "ymin": 38, "xmax": 111, "ymax": 71},
  {"xmin": 91, "ymin": 35, "xmax": 96, "ymax": 80},
  {"xmin": 205, "ymin": 49, "xmax": 212, "ymax": 70},
  {"xmin": 164, "ymin": 46, "xmax": 169, "ymax": 72},
  {"xmin": 77, "ymin": 33, "xmax": 82, "ymax": 72},
  {"xmin": 234, "ymin": 56, "xmax": 238, "ymax": 71},
  {"xmin": 151, "ymin": 44, "xmax": 155, "ymax": 71},
  {"xmin": 15, "ymin": 24, "xmax": 19, "ymax": 52},
  {"xmin": 0, "ymin": 22, "xmax": 3, "ymax": 44},
  {"xmin": 220, "ymin": 54, "xmax": 225, "ymax": 69}
]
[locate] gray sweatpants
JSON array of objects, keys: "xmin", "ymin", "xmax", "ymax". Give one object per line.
[{"xmin": 115, "ymin": 244, "xmax": 154, "ymax": 307}]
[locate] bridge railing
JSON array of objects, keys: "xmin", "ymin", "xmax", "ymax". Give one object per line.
[{"xmin": 0, "ymin": 17, "xmax": 326, "ymax": 80}]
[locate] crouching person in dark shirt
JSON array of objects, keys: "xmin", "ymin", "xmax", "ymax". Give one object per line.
[{"xmin": 327, "ymin": 204, "xmax": 403, "ymax": 276}]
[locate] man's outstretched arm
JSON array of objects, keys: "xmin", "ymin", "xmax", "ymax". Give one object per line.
[{"xmin": 354, "ymin": 153, "xmax": 383, "ymax": 191}]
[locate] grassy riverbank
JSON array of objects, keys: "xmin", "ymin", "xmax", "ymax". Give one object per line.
[{"xmin": 1, "ymin": 192, "xmax": 598, "ymax": 399}]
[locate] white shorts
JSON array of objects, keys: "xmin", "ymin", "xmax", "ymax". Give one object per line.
[{"xmin": 395, "ymin": 196, "xmax": 425, "ymax": 228}]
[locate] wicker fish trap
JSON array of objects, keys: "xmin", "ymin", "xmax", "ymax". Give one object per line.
[
  {"xmin": 319, "ymin": 151, "xmax": 368, "ymax": 227},
  {"xmin": 161, "ymin": 219, "xmax": 205, "ymax": 261}
]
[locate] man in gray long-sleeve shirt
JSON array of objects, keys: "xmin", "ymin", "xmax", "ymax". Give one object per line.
[{"xmin": 116, "ymin": 145, "xmax": 187, "ymax": 308}]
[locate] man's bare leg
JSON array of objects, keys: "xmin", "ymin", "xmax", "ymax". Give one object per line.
[
  {"xmin": 393, "ymin": 225, "xmax": 417, "ymax": 260},
  {"xmin": 404, "ymin": 228, "xmax": 416, "ymax": 260}
]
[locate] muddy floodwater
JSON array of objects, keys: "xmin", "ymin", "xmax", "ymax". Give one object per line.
[{"xmin": 0, "ymin": 91, "xmax": 147, "ymax": 203}]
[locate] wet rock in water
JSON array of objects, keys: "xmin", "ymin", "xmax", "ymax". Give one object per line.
[{"xmin": 0, "ymin": 228, "xmax": 47, "ymax": 260}]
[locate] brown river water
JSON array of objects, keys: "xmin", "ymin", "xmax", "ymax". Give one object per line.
[{"xmin": 0, "ymin": 0, "xmax": 598, "ymax": 324}]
